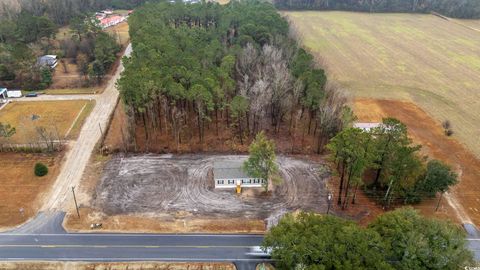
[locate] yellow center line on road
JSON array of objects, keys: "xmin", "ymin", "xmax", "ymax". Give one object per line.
[{"xmin": 0, "ymin": 244, "xmax": 251, "ymax": 249}]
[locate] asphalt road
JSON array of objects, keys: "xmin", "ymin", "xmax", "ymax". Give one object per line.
[
  {"xmin": 0, "ymin": 233, "xmax": 268, "ymax": 269},
  {"xmin": 0, "ymin": 212, "xmax": 479, "ymax": 270}
]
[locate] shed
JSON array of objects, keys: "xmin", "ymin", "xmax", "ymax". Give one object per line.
[{"xmin": 213, "ymin": 160, "xmax": 265, "ymax": 189}]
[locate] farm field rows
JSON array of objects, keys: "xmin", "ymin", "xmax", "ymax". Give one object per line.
[
  {"xmin": 0, "ymin": 100, "xmax": 94, "ymax": 144},
  {"xmin": 285, "ymin": 11, "xmax": 480, "ymax": 158}
]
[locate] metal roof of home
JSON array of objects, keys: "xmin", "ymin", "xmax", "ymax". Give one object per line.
[
  {"xmin": 213, "ymin": 160, "xmax": 252, "ymax": 180},
  {"xmin": 354, "ymin": 123, "xmax": 381, "ymax": 130}
]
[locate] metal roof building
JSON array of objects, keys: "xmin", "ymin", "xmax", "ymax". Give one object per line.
[
  {"xmin": 353, "ymin": 122, "xmax": 381, "ymax": 132},
  {"xmin": 213, "ymin": 161, "xmax": 265, "ymax": 189}
]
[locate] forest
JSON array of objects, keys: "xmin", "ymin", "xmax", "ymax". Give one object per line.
[
  {"xmin": 274, "ymin": 0, "xmax": 480, "ymax": 19},
  {"xmin": 328, "ymin": 118, "xmax": 458, "ymax": 210},
  {"xmin": 0, "ymin": 11, "xmax": 120, "ymax": 89},
  {"xmin": 118, "ymin": 0, "xmax": 352, "ymax": 153},
  {"xmin": 0, "ymin": 0, "xmax": 148, "ymax": 24}
]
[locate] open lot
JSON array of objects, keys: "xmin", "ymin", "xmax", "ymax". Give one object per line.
[
  {"xmin": 66, "ymin": 154, "xmax": 330, "ymax": 232},
  {"xmin": 96, "ymin": 155, "xmax": 328, "ymax": 218},
  {"xmin": 353, "ymin": 99, "xmax": 480, "ymax": 226},
  {"xmin": 106, "ymin": 21, "xmax": 130, "ymax": 48},
  {"xmin": 0, "ymin": 100, "xmax": 94, "ymax": 144},
  {"xmin": 0, "ymin": 152, "xmax": 62, "ymax": 229},
  {"xmin": 285, "ymin": 11, "xmax": 480, "ymax": 158}
]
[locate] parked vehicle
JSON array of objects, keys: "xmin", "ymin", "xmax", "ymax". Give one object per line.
[
  {"xmin": 245, "ymin": 246, "xmax": 272, "ymax": 257},
  {"xmin": 25, "ymin": 92, "xmax": 38, "ymax": 97}
]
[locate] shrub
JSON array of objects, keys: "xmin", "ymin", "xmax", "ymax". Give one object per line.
[{"xmin": 34, "ymin": 162, "xmax": 49, "ymax": 177}]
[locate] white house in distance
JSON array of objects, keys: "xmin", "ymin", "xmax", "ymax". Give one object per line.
[
  {"xmin": 99, "ymin": 15, "xmax": 126, "ymax": 29},
  {"xmin": 354, "ymin": 122, "xmax": 381, "ymax": 132},
  {"xmin": 37, "ymin": 55, "xmax": 58, "ymax": 69},
  {"xmin": 213, "ymin": 161, "xmax": 266, "ymax": 189}
]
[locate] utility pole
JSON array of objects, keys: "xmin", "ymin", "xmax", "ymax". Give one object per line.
[
  {"xmin": 327, "ymin": 192, "xmax": 333, "ymax": 214},
  {"xmin": 435, "ymin": 192, "xmax": 443, "ymax": 212},
  {"xmin": 72, "ymin": 186, "xmax": 80, "ymax": 218},
  {"xmin": 98, "ymin": 123, "xmax": 104, "ymax": 138}
]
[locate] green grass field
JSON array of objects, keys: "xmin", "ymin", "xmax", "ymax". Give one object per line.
[{"xmin": 285, "ymin": 11, "xmax": 480, "ymax": 157}]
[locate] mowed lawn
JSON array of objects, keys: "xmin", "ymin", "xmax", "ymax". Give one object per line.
[
  {"xmin": 285, "ymin": 11, "xmax": 480, "ymax": 158},
  {"xmin": 0, "ymin": 100, "xmax": 94, "ymax": 144}
]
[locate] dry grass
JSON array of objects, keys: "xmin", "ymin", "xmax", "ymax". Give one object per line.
[
  {"xmin": 0, "ymin": 261, "xmax": 235, "ymax": 270},
  {"xmin": 285, "ymin": 11, "xmax": 480, "ymax": 158},
  {"xmin": 50, "ymin": 59, "xmax": 84, "ymax": 89},
  {"xmin": 353, "ymin": 99, "xmax": 480, "ymax": 226},
  {"xmin": 0, "ymin": 152, "xmax": 62, "ymax": 229},
  {"xmin": 459, "ymin": 19, "xmax": 480, "ymax": 31},
  {"xmin": 44, "ymin": 88, "xmax": 102, "ymax": 95},
  {"xmin": 64, "ymin": 207, "xmax": 266, "ymax": 233},
  {"xmin": 106, "ymin": 21, "xmax": 130, "ymax": 48},
  {"xmin": 0, "ymin": 100, "xmax": 94, "ymax": 144}
]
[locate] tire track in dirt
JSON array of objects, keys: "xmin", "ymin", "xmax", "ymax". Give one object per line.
[{"xmin": 94, "ymin": 154, "xmax": 330, "ymax": 220}]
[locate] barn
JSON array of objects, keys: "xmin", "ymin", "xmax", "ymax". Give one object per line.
[{"xmin": 213, "ymin": 161, "xmax": 265, "ymax": 189}]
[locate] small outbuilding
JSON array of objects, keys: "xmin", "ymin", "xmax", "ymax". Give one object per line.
[{"xmin": 213, "ymin": 161, "xmax": 265, "ymax": 189}]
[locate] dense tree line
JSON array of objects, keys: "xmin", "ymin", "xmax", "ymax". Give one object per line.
[
  {"xmin": 327, "ymin": 118, "xmax": 458, "ymax": 210},
  {"xmin": 0, "ymin": 12, "xmax": 57, "ymax": 89},
  {"xmin": 0, "ymin": 11, "xmax": 120, "ymax": 89},
  {"xmin": 264, "ymin": 209, "xmax": 473, "ymax": 269},
  {"xmin": 0, "ymin": 0, "xmax": 149, "ymax": 24},
  {"xmin": 274, "ymin": 0, "xmax": 480, "ymax": 19},
  {"xmin": 119, "ymin": 0, "xmax": 351, "ymax": 152}
]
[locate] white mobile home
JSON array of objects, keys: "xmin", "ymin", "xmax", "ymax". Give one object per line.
[{"xmin": 213, "ymin": 161, "xmax": 265, "ymax": 189}]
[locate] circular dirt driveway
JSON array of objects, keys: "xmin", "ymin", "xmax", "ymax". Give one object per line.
[{"xmin": 95, "ymin": 154, "xmax": 330, "ymax": 220}]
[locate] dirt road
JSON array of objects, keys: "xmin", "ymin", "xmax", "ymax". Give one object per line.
[
  {"xmin": 41, "ymin": 44, "xmax": 132, "ymax": 212},
  {"xmin": 13, "ymin": 95, "xmax": 96, "ymax": 102}
]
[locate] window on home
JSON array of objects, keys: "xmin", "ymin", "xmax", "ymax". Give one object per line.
[{"xmin": 217, "ymin": 180, "xmax": 224, "ymax": 185}]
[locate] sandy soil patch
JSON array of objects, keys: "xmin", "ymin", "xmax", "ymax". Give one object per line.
[
  {"xmin": 0, "ymin": 261, "xmax": 235, "ymax": 270},
  {"xmin": 0, "ymin": 152, "xmax": 62, "ymax": 229},
  {"xmin": 95, "ymin": 155, "xmax": 328, "ymax": 218},
  {"xmin": 0, "ymin": 100, "xmax": 94, "ymax": 144},
  {"xmin": 353, "ymin": 99, "xmax": 480, "ymax": 225},
  {"xmin": 285, "ymin": 11, "xmax": 480, "ymax": 158},
  {"xmin": 65, "ymin": 154, "xmax": 331, "ymax": 233}
]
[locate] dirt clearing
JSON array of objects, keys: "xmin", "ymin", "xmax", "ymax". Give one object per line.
[
  {"xmin": 65, "ymin": 154, "xmax": 330, "ymax": 233},
  {"xmin": 0, "ymin": 152, "xmax": 62, "ymax": 229},
  {"xmin": 0, "ymin": 100, "xmax": 94, "ymax": 144},
  {"xmin": 285, "ymin": 11, "xmax": 480, "ymax": 158},
  {"xmin": 354, "ymin": 99, "xmax": 480, "ymax": 225}
]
